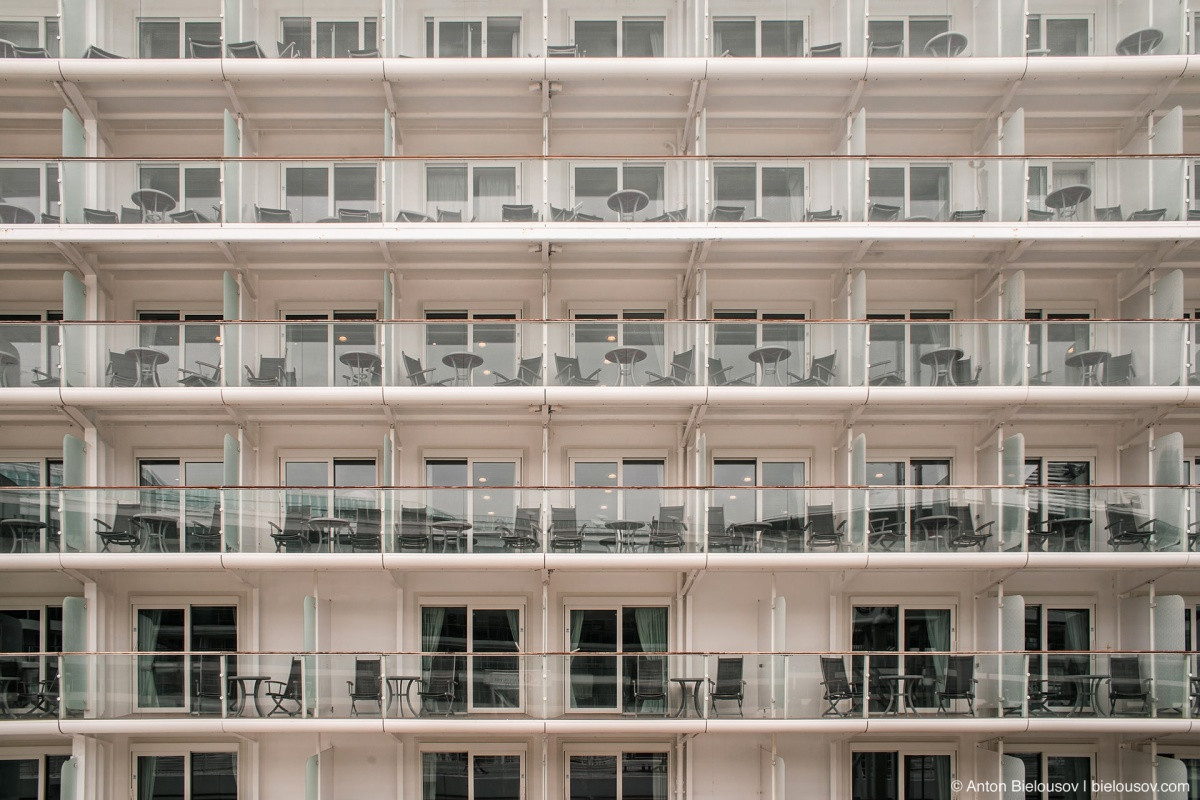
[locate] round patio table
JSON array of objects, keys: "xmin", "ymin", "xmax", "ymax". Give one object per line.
[
  {"xmin": 1044, "ymin": 185, "xmax": 1092, "ymax": 220},
  {"xmin": 228, "ymin": 675, "xmax": 271, "ymax": 716},
  {"xmin": 131, "ymin": 188, "xmax": 178, "ymax": 222},
  {"xmin": 441, "ymin": 352, "xmax": 484, "ymax": 386},
  {"xmin": 605, "ymin": 347, "xmax": 647, "ymax": 386},
  {"xmin": 1064, "ymin": 349, "xmax": 1110, "ymax": 386},
  {"xmin": 919, "ymin": 347, "xmax": 964, "ymax": 386},
  {"xmin": 125, "ymin": 347, "xmax": 169, "ymax": 387},
  {"xmin": 339, "ymin": 351, "xmax": 382, "ymax": 386},
  {"xmin": 749, "ymin": 346, "xmax": 791, "ymax": 386},
  {"xmin": 1, "ymin": 518, "xmax": 47, "ymax": 553},
  {"xmin": 607, "ymin": 189, "xmax": 650, "ymax": 221}
]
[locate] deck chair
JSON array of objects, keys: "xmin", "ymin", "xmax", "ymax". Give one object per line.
[
  {"xmin": 40, "ymin": 214, "xmax": 59, "ymax": 224},
  {"xmin": 277, "ymin": 41, "xmax": 299, "ymax": 58},
  {"xmin": 265, "ymin": 658, "xmax": 304, "ymax": 716},
  {"xmin": 24, "ymin": 676, "xmax": 58, "ymax": 717},
  {"xmin": 1104, "ymin": 503, "xmax": 1163, "ymax": 551},
  {"xmin": 106, "ymin": 351, "xmax": 138, "ymax": 387},
  {"xmin": 254, "ymin": 205, "xmax": 292, "ymax": 223},
  {"xmin": 436, "ymin": 208, "xmax": 463, "ymax": 222},
  {"xmin": 706, "ymin": 506, "xmax": 744, "ymax": 552},
  {"xmin": 31, "ymin": 368, "xmax": 60, "ymax": 387},
  {"xmin": 646, "ymin": 348, "xmax": 695, "ymax": 386},
  {"xmin": 418, "ymin": 655, "xmax": 459, "ymax": 715},
  {"xmin": 951, "ymin": 358, "xmax": 982, "ymax": 385},
  {"xmin": 804, "ymin": 505, "xmax": 845, "ymax": 550},
  {"xmin": 807, "ymin": 208, "xmax": 842, "ymax": 221},
  {"xmin": 1027, "ymin": 209, "xmax": 1054, "ymax": 221},
  {"xmin": 868, "ymin": 40, "xmax": 904, "ymax": 57},
  {"xmin": 396, "ymin": 210, "xmax": 435, "ymax": 222},
  {"xmin": 268, "ymin": 506, "xmax": 310, "ymax": 552},
  {"xmin": 1101, "ymin": 353, "xmax": 1134, "ymax": 386},
  {"xmin": 501, "ymin": 204, "xmax": 538, "ymax": 221},
  {"xmin": 244, "ymin": 357, "xmax": 295, "ymax": 386},
  {"xmin": 554, "ymin": 355, "xmax": 602, "ymax": 386},
  {"xmin": 170, "ymin": 209, "xmax": 210, "ymax": 223},
  {"xmin": 810, "ymin": 42, "xmax": 842, "ymax": 57},
  {"xmin": 83, "ymin": 208, "xmax": 118, "ymax": 224},
  {"xmin": 348, "ymin": 48, "xmax": 379, "ymax": 57},
  {"xmin": 350, "ymin": 508, "xmax": 382, "ymax": 552},
  {"xmin": 346, "ymin": 658, "xmax": 383, "ymax": 716},
  {"xmin": 397, "ymin": 506, "xmax": 431, "ymax": 551},
  {"xmin": 337, "ymin": 207, "xmax": 371, "ymax": 222},
  {"xmin": 819, "ymin": 657, "xmax": 858, "ymax": 716},
  {"xmin": 187, "ymin": 39, "xmax": 222, "ymax": 58},
  {"xmin": 186, "ymin": 506, "xmax": 223, "ymax": 552},
  {"xmin": 547, "ymin": 44, "xmax": 580, "ymax": 57},
  {"xmin": 11, "ymin": 44, "xmax": 45, "ymax": 57},
  {"xmin": 788, "ymin": 352, "xmax": 836, "ymax": 386},
  {"xmin": 869, "ymin": 359, "xmax": 905, "ymax": 386},
  {"xmin": 120, "ymin": 206, "xmax": 143, "ymax": 224},
  {"xmin": 868, "ymin": 202, "xmax": 901, "ymax": 221},
  {"xmin": 500, "ymin": 507, "xmax": 542, "ymax": 552},
  {"xmin": 1188, "ymin": 209, "xmax": 1200, "ymax": 221},
  {"xmin": 227, "ymin": 41, "xmax": 265, "ymax": 58},
  {"xmin": 646, "ymin": 207, "xmax": 688, "ymax": 222},
  {"xmin": 708, "ymin": 358, "xmax": 754, "ymax": 386},
  {"xmin": 948, "ymin": 505, "xmax": 994, "ymax": 551},
  {"xmin": 633, "ymin": 656, "xmax": 667, "ymax": 715},
  {"xmin": 493, "ymin": 356, "xmax": 542, "ymax": 386},
  {"xmin": 708, "ymin": 657, "xmax": 745, "ymax": 717},
  {"xmin": 937, "ymin": 655, "xmax": 977, "ymax": 716},
  {"xmin": 869, "ymin": 510, "xmax": 906, "ymax": 551},
  {"xmin": 1093, "ymin": 205, "xmax": 1123, "ymax": 222},
  {"xmin": 549, "ymin": 507, "xmax": 587, "ymax": 551},
  {"xmin": 1127, "ymin": 208, "xmax": 1167, "ymax": 221},
  {"xmin": 648, "ymin": 505, "xmax": 686, "ymax": 551},
  {"xmin": 95, "ymin": 502, "xmax": 141, "ymax": 551},
  {"xmin": 708, "ymin": 205, "xmax": 744, "ymax": 221},
  {"xmin": 951, "ymin": 209, "xmax": 986, "ymax": 221},
  {"xmin": 82, "ymin": 45, "xmax": 124, "ymax": 59},
  {"xmin": 401, "ymin": 352, "xmax": 451, "ymax": 386},
  {"xmin": 1106, "ymin": 656, "xmax": 1151, "ymax": 715},
  {"xmin": 179, "ymin": 360, "xmax": 221, "ymax": 386}
]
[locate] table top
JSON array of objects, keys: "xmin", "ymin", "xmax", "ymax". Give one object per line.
[
  {"xmin": 669, "ymin": 676, "xmax": 704, "ymax": 684},
  {"xmin": 1044, "ymin": 185, "xmax": 1092, "ymax": 209},
  {"xmin": 607, "ymin": 189, "xmax": 650, "ymax": 214},
  {"xmin": 386, "ymin": 674, "xmax": 422, "ymax": 682},
  {"xmin": 0, "ymin": 203, "xmax": 36, "ymax": 224},
  {"xmin": 309, "ymin": 516, "xmax": 353, "ymax": 526},
  {"xmin": 431, "ymin": 520, "xmax": 472, "ymax": 532},
  {"xmin": 1056, "ymin": 673, "xmax": 1110, "ymax": 682},
  {"xmin": 442, "ymin": 351, "xmax": 484, "ymax": 369},
  {"xmin": 749, "ymin": 346, "xmax": 791, "ymax": 365},
  {"xmin": 125, "ymin": 347, "xmax": 169, "ymax": 365},
  {"xmin": 1064, "ymin": 349, "xmax": 1110, "ymax": 368},
  {"xmin": 132, "ymin": 512, "xmax": 179, "ymax": 523},
  {"xmin": 1, "ymin": 518, "xmax": 47, "ymax": 530},
  {"xmin": 730, "ymin": 521, "xmax": 775, "ymax": 532},
  {"xmin": 339, "ymin": 351, "xmax": 382, "ymax": 369},
  {"xmin": 605, "ymin": 347, "xmax": 647, "ymax": 365},
  {"xmin": 877, "ymin": 673, "xmax": 926, "ymax": 683},
  {"xmin": 1048, "ymin": 516, "xmax": 1092, "ymax": 529},
  {"xmin": 919, "ymin": 347, "xmax": 964, "ymax": 365},
  {"xmin": 131, "ymin": 188, "xmax": 178, "ymax": 212},
  {"xmin": 605, "ymin": 520, "xmax": 645, "ymax": 532},
  {"xmin": 229, "ymin": 674, "xmax": 271, "ymax": 682}
]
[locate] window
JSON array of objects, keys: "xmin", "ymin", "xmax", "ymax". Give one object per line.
[
  {"xmin": 574, "ymin": 19, "xmax": 665, "ymax": 57},
  {"xmin": 135, "ymin": 311, "xmax": 222, "ymax": 390},
  {"xmin": 567, "ymin": 606, "xmax": 670, "ymax": 711},
  {"xmin": 570, "ymin": 310, "xmax": 667, "ymax": 385},
  {"xmin": 0, "ymin": 753, "xmax": 70, "ymax": 800},
  {"xmin": 283, "ymin": 163, "xmax": 378, "ymax": 222},
  {"xmin": 136, "ymin": 458, "xmax": 222, "ymax": 552},
  {"xmin": 420, "ymin": 604, "xmax": 523, "ymax": 711},
  {"xmin": 133, "ymin": 748, "xmax": 237, "ymax": 800},
  {"xmin": 852, "ymin": 603, "xmax": 955, "ymax": 709},
  {"xmin": 567, "ymin": 749, "xmax": 669, "ymax": 800},
  {"xmin": 1026, "ymin": 15, "xmax": 1090, "ymax": 56},
  {"xmin": 137, "ymin": 18, "xmax": 221, "ymax": 58},
  {"xmin": 866, "ymin": 460, "xmax": 951, "ymax": 551},
  {"xmin": 282, "ymin": 310, "xmax": 378, "ymax": 386},
  {"xmin": 852, "ymin": 750, "xmax": 954, "ymax": 800},
  {"xmin": 713, "ymin": 163, "xmax": 805, "ymax": 221},
  {"xmin": 280, "ymin": 17, "xmax": 378, "ymax": 57},
  {"xmin": 425, "ymin": 163, "xmax": 519, "ymax": 221},
  {"xmin": 422, "ymin": 749, "xmax": 523, "ymax": 800},
  {"xmin": 0, "ymin": 458, "xmax": 62, "ymax": 549},
  {"xmin": 712, "ymin": 18, "xmax": 804, "ymax": 57},
  {"xmin": 867, "ymin": 310, "xmax": 953, "ymax": 386},
  {"xmin": 1011, "ymin": 752, "xmax": 1092, "ymax": 799},
  {"xmin": 571, "ymin": 459, "xmax": 664, "ymax": 536},
  {"xmin": 1025, "ymin": 310, "xmax": 1091, "ymax": 385},
  {"xmin": 712, "ymin": 310, "xmax": 806, "ymax": 382},
  {"xmin": 425, "ymin": 459, "xmax": 519, "ymax": 547},
  {"xmin": 425, "ymin": 310, "xmax": 519, "ymax": 386},
  {"xmin": 1023, "ymin": 458, "xmax": 1092, "ymax": 549},
  {"xmin": 1027, "ymin": 160, "xmax": 1093, "ymax": 217},
  {"xmin": 283, "ymin": 458, "xmax": 377, "ymax": 521},
  {"xmin": 133, "ymin": 604, "xmax": 237, "ymax": 711},
  {"xmin": 137, "ymin": 164, "xmax": 220, "ymax": 220},
  {"xmin": 572, "ymin": 162, "xmax": 666, "ymax": 220},
  {"xmin": 0, "ymin": 163, "xmax": 58, "ymax": 218},
  {"xmin": 0, "ymin": 17, "xmax": 59, "ymax": 56},
  {"xmin": 425, "ymin": 17, "xmax": 521, "ymax": 57},
  {"xmin": 868, "ymin": 17, "xmax": 950, "ymax": 56},
  {"xmin": 0, "ymin": 605, "xmax": 64, "ymax": 715},
  {"xmin": 0, "ymin": 310, "xmax": 61, "ymax": 389},
  {"xmin": 1025, "ymin": 603, "xmax": 1094, "ymax": 709},
  {"xmin": 712, "ymin": 459, "xmax": 806, "ymax": 538},
  {"xmin": 869, "ymin": 164, "xmax": 951, "ymax": 220}
]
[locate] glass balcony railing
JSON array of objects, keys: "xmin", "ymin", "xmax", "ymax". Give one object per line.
[
  {"xmin": 5, "ymin": 0, "xmax": 1184, "ymax": 60},
  {"xmin": 3, "ymin": 486, "xmax": 1195, "ymax": 556},
  {"xmin": 5, "ymin": 650, "xmax": 1195, "ymax": 721},
  {"xmin": 1, "ymin": 157, "xmax": 1191, "ymax": 226},
  {"xmin": 2, "ymin": 320, "xmax": 1192, "ymax": 390}
]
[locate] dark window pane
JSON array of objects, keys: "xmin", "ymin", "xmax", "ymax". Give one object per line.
[
  {"xmin": 762, "ymin": 20, "xmax": 803, "ymax": 56},
  {"xmin": 713, "ymin": 19, "xmax": 755, "ymax": 56},
  {"xmin": 487, "ymin": 18, "xmax": 520, "ymax": 57},
  {"xmin": 191, "ymin": 752, "xmax": 237, "ymax": 800},
  {"xmin": 139, "ymin": 20, "xmax": 180, "ymax": 58},
  {"xmin": 623, "ymin": 20, "xmax": 664, "ymax": 57},
  {"xmin": 852, "ymin": 752, "xmax": 898, "ymax": 800},
  {"xmin": 576, "ymin": 21, "xmax": 617, "ymax": 57}
]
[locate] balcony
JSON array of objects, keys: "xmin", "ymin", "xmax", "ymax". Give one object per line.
[
  {"xmin": 2, "ymin": 0, "xmax": 1186, "ymax": 60},
  {"xmin": 0, "ymin": 157, "xmax": 1191, "ymax": 227},
  {"xmin": 0, "ymin": 320, "xmax": 1192, "ymax": 391},
  {"xmin": 3, "ymin": 650, "xmax": 1195, "ymax": 727},
  {"xmin": 2, "ymin": 486, "xmax": 1196, "ymax": 560}
]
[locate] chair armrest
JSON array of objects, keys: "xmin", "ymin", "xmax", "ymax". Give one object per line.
[
  {"xmin": 975, "ymin": 520, "xmax": 996, "ymax": 533},
  {"xmin": 31, "ymin": 368, "xmax": 51, "ymax": 379},
  {"xmin": 835, "ymin": 519, "xmax": 847, "ymax": 533},
  {"xmin": 94, "ymin": 518, "xmax": 112, "ymax": 530},
  {"xmin": 196, "ymin": 361, "xmax": 219, "ymax": 371},
  {"xmin": 263, "ymin": 681, "xmax": 287, "ymax": 694},
  {"xmin": 267, "ymin": 521, "xmax": 282, "ymax": 535},
  {"xmin": 710, "ymin": 364, "xmax": 733, "ymax": 380},
  {"xmin": 408, "ymin": 367, "xmax": 437, "ymax": 378},
  {"xmin": 1136, "ymin": 518, "xmax": 1161, "ymax": 531},
  {"xmin": 584, "ymin": 368, "xmax": 602, "ymax": 380}
]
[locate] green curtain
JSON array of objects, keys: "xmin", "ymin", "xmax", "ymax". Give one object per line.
[
  {"xmin": 569, "ymin": 610, "xmax": 584, "ymax": 707},
  {"xmin": 136, "ymin": 610, "xmax": 162, "ymax": 707},
  {"xmin": 136, "ymin": 756, "xmax": 157, "ymax": 800},
  {"xmin": 634, "ymin": 607, "xmax": 668, "ymax": 651}
]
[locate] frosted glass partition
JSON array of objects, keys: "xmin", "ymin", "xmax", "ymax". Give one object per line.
[
  {"xmin": 7, "ymin": 650, "xmax": 1189, "ymax": 720},
  {"xmin": 72, "ymin": 0, "xmax": 223, "ymax": 59},
  {"xmin": 547, "ymin": 321, "xmax": 701, "ymax": 387},
  {"xmin": 0, "ymin": 322, "xmax": 61, "ymax": 388},
  {"xmin": 391, "ymin": 0, "xmax": 542, "ymax": 58},
  {"xmin": 706, "ymin": 1, "xmax": 836, "ymax": 57}
]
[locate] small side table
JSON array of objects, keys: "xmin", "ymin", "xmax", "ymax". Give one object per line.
[
  {"xmin": 670, "ymin": 677, "xmax": 705, "ymax": 718},
  {"xmin": 605, "ymin": 347, "xmax": 647, "ymax": 386},
  {"xmin": 749, "ymin": 346, "xmax": 792, "ymax": 386},
  {"xmin": 228, "ymin": 674, "xmax": 271, "ymax": 716},
  {"xmin": 442, "ymin": 352, "xmax": 484, "ymax": 386},
  {"xmin": 386, "ymin": 675, "xmax": 422, "ymax": 717},
  {"xmin": 431, "ymin": 520, "xmax": 473, "ymax": 552}
]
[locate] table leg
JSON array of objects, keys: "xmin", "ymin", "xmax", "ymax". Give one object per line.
[
  {"xmin": 674, "ymin": 689, "xmax": 687, "ymax": 717},
  {"xmin": 692, "ymin": 683, "xmax": 703, "ymax": 718}
]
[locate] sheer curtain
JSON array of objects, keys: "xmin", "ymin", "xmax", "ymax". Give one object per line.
[
  {"xmin": 137, "ymin": 756, "xmax": 158, "ymax": 800},
  {"xmin": 473, "ymin": 168, "xmax": 516, "ymax": 222},
  {"xmin": 926, "ymin": 611, "xmax": 951, "ymax": 686},
  {"xmin": 137, "ymin": 610, "xmax": 161, "ymax": 707},
  {"xmin": 634, "ymin": 607, "xmax": 668, "ymax": 651},
  {"xmin": 649, "ymin": 26, "xmax": 664, "ymax": 57},
  {"xmin": 426, "ymin": 166, "xmax": 467, "ymax": 219},
  {"xmin": 422, "ymin": 607, "xmax": 446, "ymax": 688},
  {"xmin": 650, "ymin": 753, "xmax": 669, "ymax": 800},
  {"xmin": 934, "ymin": 755, "xmax": 952, "ymax": 800}
]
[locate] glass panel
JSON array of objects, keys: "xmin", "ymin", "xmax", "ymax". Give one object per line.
[
  {"xmin": 909, "ymin": 166, "xmax": 950, "ymax": 220},
  {"xmin": 623, "ymin": 19, "xmax": 664, "ymax": 57},
  {"xmin": 475, "ymin": 755, "xmax": 521, "ymax": 800},
  {"xmin": 868, "ymin": 166, "xmax": 904, "ymax": 209},
  {"xmin": 183, "ymin": 167, "xmax": 220, "ymax": 216},
  {"xmin": 184, "ymin": 21, "xmax": 220, "ymax": 54},
  {"xmin": 333, "ymin": 165, "xmax": 377, "ymax": 210},
  {"xmin": 487, "ymin": 18, "xmax": 520, "ymax": 57},
  {"xmin": 139, "ymin": 20, "xmax": 179, "ymax": 58},
  {"xmin": 0, "ymin": 167, "xmax": 40, "ymax": 216},
  {"xmin": 909, "ymin": 18, "xmax": 950, "ymax": 55},
  {"xmin": 281, "ymin": 18, "xmax": 312, "ymax": 58},
  {"xmin": 316, "ymin": 21, "xmax": 359, "ymax": 58},
  {"xmin": 868, "ymin": 20, "xmax": 904, "ymax": 53},
  {"xmin": 285, "ymin": 461, "xmax": 330, "ymax": 518},
  {"xmin": 285, "ymin": 167, "xmax": 330, "ymax": 222},
  {"xmin": 0, "ymin": 21, "xmax": 38, "ymax": 47},
  {"xmin": 472, "ymin": 609, "xmax": 520, "ymax": 708},
  {"xmin": 714, "ymin": 164, "xmax": 756, "ymax": 217},
  {"xmin": 904, "ymin": 754, "xmax": 950, "ymax": 800},
  {"xmin": 570, "ymin": 610, "xmax": 618, "ymax": 709},
  {"xmin": 45, "ymin": 754, "xmax": 68, "ymax": 800},
  {"xmin": 575, "ymin": 167, "xmax": 619, "ymax": 220},
  {"xmin": 761, "ymin": 20, "xmax": 803, "ymax": 57},
  {"xmin": 624, "ymin": 164, "xmax": 665, "ymax": 219},
  {"xmin": 136, "ymin": 608, "xmax": 186, "ymax": 708},
  {"xmin": 1026, "ymin": 16, "xmax": 1042, "ymax": 51},
  {"xmin": 0, "ymin": 609, "xmax": 41, "ymax": 716},
  {"xmin": 574, "ymin": 461, "xmax": 617, "ymax": 529},
  {"xmin": 762, "ymin": 167, "xmax": 804, "ymax": 221},
  {"xmin": 570, "ymin": 755, "xmax": 617, "ymax": 800},
  {"xmin": 190, "ymin": 752, "xmax": 237, "ymax": 800},
  {"xmin": 285, "ymin": 316, "xmax": 330, "ymax": 386},
  {"xmin": 440, "ymin": 21, "xmax": 482, "ymax": 57},
  {"xmin": 623, "ymin": 753, "xmax": 668, "ymax": 800},
  {"xmin": 903, "ymin": 609, "xmax": 952, "ymax": 706},
  {"xmin": 852, "ymin": 606, "xmax": 899, "ymax": 706},
  {"xmin": 713, "ymin": 19, "xmax": 755, "ymax": 56},
  {"xmin": 713, "ymin": 460, "xmax": 756, "ymax": 528},
  {"xmin": 1047, "ymin": 18, "xmax": 1088, "ymax": 56},
  {"xmin": 334, "ymin": 459, "xmax": 376, "ymax": 519},
  {"xmin": 0, "ymin": 759, "xmax": 38, "ymax": 800},
  {"xmin": 576, "ymin": 21, "xmax": 617, "ymax": 57},
  {"xmin": 763, "ymin": 462, "xmax": 804, "ymax": 521},
  {"xmin": 472, "ymin": 167, "xmax": 516, "ymax": 222},
  {"xmin": 423, "ymin": 752, "xmax": 468, "ymax": 800},
  {"xmin": 136, "ymin": 755, "xmax": 184, "ymax": 800},
  {"xmin": 852, "ymin": 752, "xmax": 898, "ymax": 800},
  {"xmin": 472, "ymin": 462, "xmax": 516, "ymax": 531},
  {"xmin": 44, "ymin": 20, "xmax": 58, "ymax": 58},
  {"xmin": 427, "ymin": 164, "xmax": 468, "ymax": 219},
  {"xmin": 1046, "ymin": 757, "xmax": 1089, "ymax": 800}
]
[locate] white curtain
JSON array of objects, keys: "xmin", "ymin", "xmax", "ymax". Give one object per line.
[
  {"xmin": 649, "ymin": 27, "xmax": 664, "ymax": 57},
  {"xmin": 426, "ymin": 166, "xmax": 467, "ymax": 218},
  {"xmin": 473, "ymin": 168, "xmax": 516, "ymax": 222}
]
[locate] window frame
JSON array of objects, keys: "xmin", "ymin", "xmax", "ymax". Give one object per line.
[
  {"xmin": 423, "ymin": 161, "xmax": 523, "ymax": 221},
  {"xmin": 417, "ymin": 598, "xmax": 527, "ymax": 713},
  {"xmin": 562, "ymin": 599, "xmax": 673, "ymax": 714},
  {"xmin": 135, "ymin": 162, "xmax": 221, "ymax": 219},
  {"xmin": 711, "ymin": 16, "xmax": 808, "ymax": 57},
  {"xmin": 422, "ymin": 309, "xmax": 523, "ymax": 385},
  {"xmin": 568, "ymin": 161, "xmax": 669, "ymax": 220},
  {"xmin": 570, "ymin": 16, "xmax": 668, "ymax": 57},
  {"xmin": 0, "ymin": 162, "xmax": 60, "ymax": 218},
  {"xmin": 0, "ymin": 15, "xmax": 59, "ymax": 55},
  {"xmin": 135, "ymin": 17, "xmax": 222, "ymax": 59},
  {"xmin": 867, "ymin": 162, "xmax": 953, "ymax": 220},
  {"xmin": 130, "ymin": 743, "xmax": 241, "ymax": 800},
  {"xmin": 130, "ymin": 598, "xmax": 241, "ymax": 714},
  {"xmin": 867, "ymin": 15, "xmax": 951, "ymax": 56},
  {"xmin": 1026, "ymin": 159, "xmax": 1096, "ymax": 216},
  {"xmin": 712, "ymin": 161, "xmax": 808, "ymax": 221},
  {"xmin": 418, "ymin": 744, "xmax": 527, "ymax": 800},
  {"xmin": 564, "ymin": 745, "xmax": 672, "ymax": 800},
  {"xmin": 1008, "ymin": 747, "xmax": 1097, "ymax": 800},
  {"xmin": 848, "ymin": 743, "xmax": 957, "ymax": 800},
  {"xmin": 0, "ymin": 747, "xmax": 72, "ymax": 800},
  {"xmin": 1025, "ymin": 13, "xmax": 1093, "ymax": 56},
  {"xmin": 424, "ymin": 16, "xmax": 523, "ymax": 58},
  {"xmin": 711, "ymin": 455, "xmax": 809, "ymax": 529},
  {"xmin": 278, "ymin": 162, "xmax": 381, "ymax": 222},
  {"xmin": 277, "ymin": 308, "xmax": 380, "ymax": 386},
  {"xmin": 278, "ymin": 15, "xmax": 379, "ymax": 58}
]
